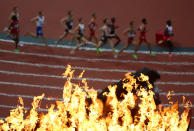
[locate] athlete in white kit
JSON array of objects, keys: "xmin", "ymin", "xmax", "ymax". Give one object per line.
[
  {"xmin": 70, "ymin": 18, "xmax": 96, "ymax": 54},
  {"xmin": 25, "ymin": 11, "xmax": 47, "ymax": 46}
]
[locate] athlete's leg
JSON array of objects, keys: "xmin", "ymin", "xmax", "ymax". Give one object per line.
[
  {"xmin": 119, "ymin": 44, "xmax": 129, "ymax": 55},
  {"xmin": 134, "ymin": 39, "xmax": 143, "ymax": 54},
  {"xmin": 68, "ymin": 30, "xmax": 75, "ymax": 45},
  {"xmin": 40, "ymin": 36, "xmax": 48, "ymax": 46},
  {"xmin": 71, "ymin": 37, "xmax": 86, "ymax": 54},
  {"xmin": 145, "ymin": 40, "xmax": 153, "ymax": 55},
  {"xmin": 166, "ymin": 40, "xmax": 173, "ymax": 56},
  {"xmin": 26, "ymin": 32, "xmax": 37, "ymax": 38},
  {"xmin": 114, "ymin": 34, "xmax": 121, "ymax": 47},
  {"xmin": 108, "ymin": 39, "xmax": 117, "ymax": 57},
  {"xmin": 56, "ymin": 32, "xmax": 68, "ymax": 45},
  {"xmin": 94, "ymin": 35, "xmax": 98, "ymax": 43},
  {"xmin": 14, "ymin": 35, "xmax": 19, "ymax": 52},
  {"xmin": 97, "ymin": 40, "xmax": 106, "ymax": 49}
]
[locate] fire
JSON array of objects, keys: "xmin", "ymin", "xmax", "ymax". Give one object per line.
[{"xmin": 0, "ymin": 65, "xmax": 191, "ymax": 130}]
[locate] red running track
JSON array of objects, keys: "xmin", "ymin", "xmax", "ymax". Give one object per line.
[{"xmin": 0, "ymin": 41, "xmax": 194, "ymax": 128}]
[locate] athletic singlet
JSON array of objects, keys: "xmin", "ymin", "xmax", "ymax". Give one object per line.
[
  {"xmin": 128, "ymin": 29, "xmax": 135, "ymax": 38},
  {"xmin": 11, "ymin": 12, "xmax": 19, "ymax": 20},
  {"xmin": 108, "ymin": 23, "xmax": 116, "ymax": 34},
  {"xmin": 36, "ymin": 16, "xmax": 45, "ymax": 27},
  {"xmin": 100, "ymin": 27, "xmax": 108, "ymax": 42},
  {"xmin": 10, "ymin": 20, "xmax": 19, "ymax": 35},
  {"xmin": 166, "ymin": 25, "xmax": 173, "ymax": 35},
  {"xmin": 66, "ymin": 18, "xmax": 73, "ymax": 30},
  {"xmin": 139, "ymin": 24, "xmax": 146, "ymax": 33},
  {"xmin": 78, "ymin": 24, "xmax": 84, "ymax": 36},
  {"xmin": 89, "ymin": 20, "xmax": 96, "ymax": 30}
]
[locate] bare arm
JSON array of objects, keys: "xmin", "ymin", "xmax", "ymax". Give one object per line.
[
  {"xmin": 123, "ymin": 28, "xmax": 129, "ymax": 35},
  {"xmin": 88, "ymin": 19, "xmax": 92, "ymax": 27},
  {"xmin": 8, "ymin": 12, "xmax": 13, "ymax": 22},
  {"xmin": 73, "ymin": 25, "xmax": 79, "ymax": 33},
  {"xmin": 60, "ymin": 17, "xmax": 67, "ymax": 26},
  {"xmin": 31, "ymin": 16, "xmax": 38, "ymax": 23}
]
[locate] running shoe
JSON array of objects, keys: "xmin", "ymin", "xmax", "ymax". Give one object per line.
[
  {"xmin": 114, "ymin": 51, "xmax": 118, "ymax": 58},
  {"xmin": 158, "ymin": 40, "xmax": 163, "ymax": 44},
  {"xmin": 115, "ymin": 50, "xmax": 119, "ymax": 56},
  {"xmin": 132, "ymin": 54, "xmax": 138, "ymax": 60},
  {"xmin": 150, "ymin": 52, "xmax": 155, "ymax": 56},
  {"xmin": 18, "ymin": 43, "xmax": 24, "ymax": 47},
  {"xmin": 96, "ymin": 48, "xmax": 102, "ymax": 54},
  {"xmin": 14, "ymin": 48, "xmax": 20, "ymax": 52},
  {"xmin": 114, "ymin": 54, "xmax": 118, "ymax": 59}
]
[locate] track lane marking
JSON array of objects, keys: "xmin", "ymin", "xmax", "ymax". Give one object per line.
[
  {"xmin": 1, "ymin": 59, "xmax": 194, "ymax": 75},
  {"xmin": 1, "ymin": 49, "xmax": 194, "ymax": 66},
  {"xmin": 0, "ymin": 70, "xmax": 194, "ymax": 85},
  {"xmin": 1, "ymin": 38, "xmax": 194, "ymax": 56}
]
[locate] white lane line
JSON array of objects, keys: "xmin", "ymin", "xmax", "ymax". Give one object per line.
[
  {"xmin": 0, "ymin": 92, "xmax": 63, "ymax": 101},
  {"xmin": 0, "ymin": 70, "xmax": 117, "ymax": 83},
  {"xmin": 1, "ymin": 49, "xmax": 194, "ymax": 66},
  {"xmin": 162, "ymin": 104, "xmax": 194, "ymax": 108},
  {"xmin": 1, "ymin": 80, "xmax": 194, "ymax": 97},
  {"xmin": 1, "ymin": 59, "xmax": 194, "ymax": 76},
  {"xmin": 1, "ymin": 70, "xmax": 194, "ymax": 86},
  {"xmin": 157, "ymin": 81, "xmax": 194, "ymax": 86},
  {"xmin": 1, "ymin": 91, "xmax": 194, "ymax": 101},
  {"xmin": 0, "ymin": 81, "xmax": 63, "ymax": 90},
  {"xmin": 0, "ymin": 105, "xmax": 48, "ymax": 112},
  {"xmin": 160, "ymin": 92, "xmax": 194, "ymax": 96},
  {"xmin": 1, "ymin": 38, "xmax": 194, "ymax": 56}
]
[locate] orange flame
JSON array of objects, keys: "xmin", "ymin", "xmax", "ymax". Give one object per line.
[{"xmin": 0, "ymin": 65, "xmax": 191, "ymax": 130}]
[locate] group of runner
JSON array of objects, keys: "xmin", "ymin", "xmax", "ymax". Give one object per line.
[
  {"xmin": 4, "ymin": 7, "xmax": 174, "ymax": 59},
  {"xmin": 3, "ymin": 7, "xmax": 47, "ymax": 52}
]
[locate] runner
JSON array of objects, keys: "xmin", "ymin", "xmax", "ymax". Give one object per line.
[
  {"xmin": 70, "ymin": 18, "xmax": 96, "ymax": 54},
  {"xmin": 25, "ymin": 11, "xmax": 47, "ymax": 46},
  {"xmin": 164, "ymin": 20, "xmax": 174, "ymax": 57},
  {"xmin": 3, "ymin": 7, "xmax": 23, "ymax": 47},
  {"xmin": 134, "ymin": 18, "xmax": 154, "ymax": 58},
  {"xmin": 55, "ymin": 11, "xmax": 74, "ymax": 46},
  {"xmin": 96, "ymin": 18, "xmax": 117, "ymax": 58},
  {"xmin": 107, "ymin": 17, "xmax": 121, "ymax": 48},
  {"xmin": 118, "ymin": 21, "xmax": 137, "ymax": 58},
  {"xmin": 88, "ymin": 13, "xmax": 98, "ymax": 43},
  {"xmin": 7, "ymin": 16, "xmax": 20, "ymax": 52}
]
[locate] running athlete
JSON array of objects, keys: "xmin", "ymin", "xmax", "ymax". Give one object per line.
[
  {"xmin": 4, "ymin": 7, "xmax": 19, "ymax": 31},
  {"xmin": 8, "ymin": 16, "xmax": 20, "ymax": 52},
  {"xmin": 163, "ymin": 20, "xmax": 174, "ymax": 57},
  {"xmin": 3, "ymin": 7, "xmax": 23, "ymax": 47},
  {"xmin": 88, "ymin": 13, "xmax": 98, "ymax": 43},
  {"xmin": 70, "ymin": 18, "xmax": 96, "ymax": 54},
  {"xmin": 118, "ymin": 21, "xmax": 137, "ymax": 58},
  {"xmin": 134, "ymin": 18, "xmax": 154, "ymax": 58},
  {"xmin": 108, "ymin": 17, "xmax": 121, "ymax": 48},
  {"xmin": 25, "ymin": 11, "xmax": 47, "ymax": 46},
  {"xmin": 55, "ymin": 11, "xmax": 74, "ymax": 46},
  {"xmin": 96, "ymin": 18, "xmax": 117, "ymax": 58}
]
